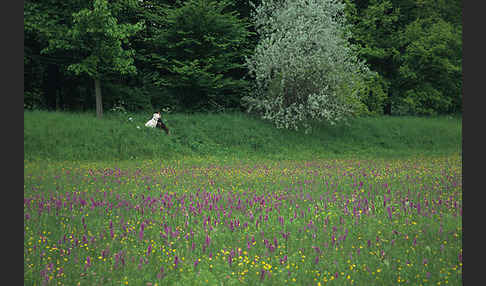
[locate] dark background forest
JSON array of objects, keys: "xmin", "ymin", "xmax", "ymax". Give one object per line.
[{"xmin": 24, "ymin": 0, "xmax": 462, "ymax": 116}]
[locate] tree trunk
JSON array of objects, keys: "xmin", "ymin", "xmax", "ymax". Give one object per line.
[
  {"xmin": 384, "ymin": 92, "xmax": 392, "ymax": 115},
  {"xmin": 384, "ymin": 101, "xmax": 392, "ymax": 115},
  {"xmin": 44, "ymin": 64, "xmax": 59, "ymax": 111},
  {"xmin": 94, "ymin": 78, "xmax": 103, "ymax": 118}
]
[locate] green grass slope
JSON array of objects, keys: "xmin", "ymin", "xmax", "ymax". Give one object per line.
[{"xmin": 24, "ymin": 110, "xmax": 461, "ymax": 162}]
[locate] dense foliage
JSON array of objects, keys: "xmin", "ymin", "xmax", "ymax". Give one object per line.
[
  {"xmin": 24, "ymin": 0, "xmax": 462, "ymax": 118},
  {"xmin": 142, "ymin": 0, "xmax": 253, "ymax": 112},
  {"xmin": 343, "ymin": 0, "xmax": 462, "ymax": 115}
]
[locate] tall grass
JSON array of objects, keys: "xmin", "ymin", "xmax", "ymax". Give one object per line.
[{"xmin": 24, "ymin": 110, "xmax": 461, "ymax": 162}]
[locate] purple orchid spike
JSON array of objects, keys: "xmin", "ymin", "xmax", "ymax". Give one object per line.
[
  {"xmin": 387, "ymin": 206, "xmax": 392, "ymax": 220},
  {"xmin": 138, "ymin": 257, "xmax": 143, "ymax": 270},
  {"xmin": 157, "ymin": 266, "xmax": 165, "ymax": 279},
  {"xmin": 260, "ymin": 269, "xmax": 266, "ymax": 281},
  {"xmin": 174, "ymin": 256, "xmax": 179, "ymax": 269}
]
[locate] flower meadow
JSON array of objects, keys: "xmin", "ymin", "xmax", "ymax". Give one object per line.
[{"xmin": 24, "ymin": 156, "xmax": 462, "ymax": 285}]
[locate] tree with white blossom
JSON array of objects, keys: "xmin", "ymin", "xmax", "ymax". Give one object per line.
[{"xmin": 244, "ymin": 0, "xmax": 372, "ymax": 132}]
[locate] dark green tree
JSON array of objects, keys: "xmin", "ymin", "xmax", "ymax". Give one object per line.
[
  {"xmin": 64, "ymin": 0, "xmax": 144, "ymax": 117},
  {"xmin": 24, "ymin": 0, "xmax": 90, "ymax": 110},
  {"xmin": 145, "ymin": 0, "xmax": 253, "ymax": 112},
  {"xmin": 344, "ymin": 0, "xmax": 402, "ymax": 114}
]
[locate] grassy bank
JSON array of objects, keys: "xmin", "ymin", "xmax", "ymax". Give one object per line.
[{"xmin": 24, "ymin": 110, "xmax": 461, "ymax": 162}]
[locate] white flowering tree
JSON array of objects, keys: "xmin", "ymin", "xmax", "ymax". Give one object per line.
[{"xmin": 244, "ymin": 0, "xmax": 371, "ymax": 132}]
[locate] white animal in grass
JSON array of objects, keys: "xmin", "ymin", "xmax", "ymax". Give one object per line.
[{"xmin": 144, "ymin": 111, "xmax": 161, "ymax": 128}]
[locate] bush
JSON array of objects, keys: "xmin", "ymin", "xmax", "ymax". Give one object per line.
[
  {"xmin": 24, "ymin": 89, "xmax": 45, "ymax": 110},
  {"xmin": 358, "ymin": 73, "xmax": 388, "ymax": 115}
]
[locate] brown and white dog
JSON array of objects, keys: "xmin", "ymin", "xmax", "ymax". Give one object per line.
[{"xmin": 156, "ymin": 118, "xmax": 170, "ymax": 135}]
